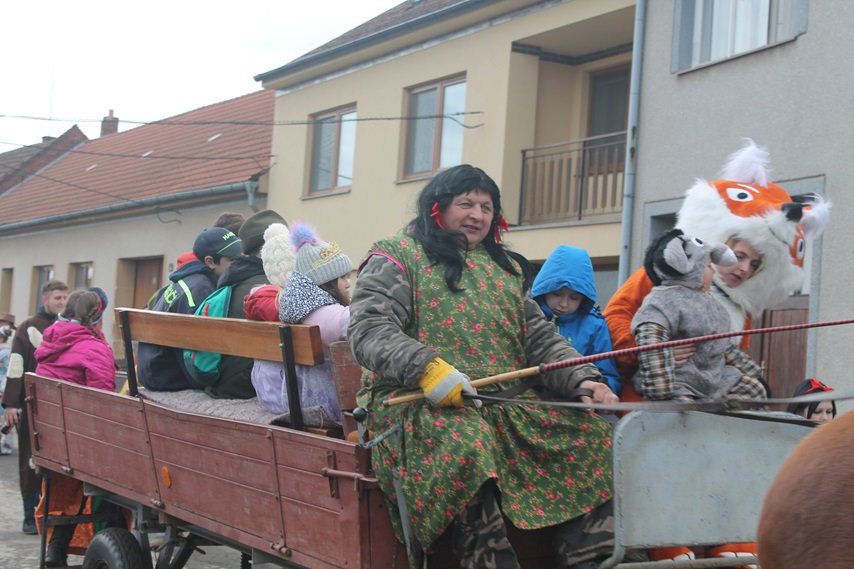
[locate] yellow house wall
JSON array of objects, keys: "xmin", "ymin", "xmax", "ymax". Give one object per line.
[{"xmin": 266, "ymin": 0, "xmax": 633, "ymax": 264}]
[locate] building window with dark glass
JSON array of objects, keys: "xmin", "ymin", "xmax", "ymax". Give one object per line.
[
  {"xmin": 309, "ymin": 107, "xmax": 357, "ymax": 195},
  {"xmin": 404, "ymin": 77, "xmax": 466, "ymax": 177}
]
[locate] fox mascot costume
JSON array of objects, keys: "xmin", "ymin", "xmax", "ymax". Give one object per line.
[
  {"xmin": 604, "ymin": 139, "xmax": 831, "ymax": 564},
  {"xmin": 605, "ymin": 138, "xmax": 831, "ymax": 383}
]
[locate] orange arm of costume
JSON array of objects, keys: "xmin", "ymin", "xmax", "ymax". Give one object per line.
[
  {"xmin": 603, "ymin": 267, "xmax": 654, "ymax": 374},
  {"xmin": 741, "ymin": 314, "xmax": 753, "ymax": 350}
]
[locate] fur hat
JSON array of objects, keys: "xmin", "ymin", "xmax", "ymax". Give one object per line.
[
  {"xmin": 261, "ymin": 223, "xmax": 296, "ymax": 288},
  {"xmin": 645, "ymin": 230, "xmax": 735, "ymax": 290},
  {"xmin": 675, "ymin": 139, "xmax": 831, "ymax": 316},
  {"xmin": 291, "ymin": 223, "xmax": 352, "ymax": 286},
  {"xmin": 239, "ymin": 209, "xmax": 286, "ymax": 254}
]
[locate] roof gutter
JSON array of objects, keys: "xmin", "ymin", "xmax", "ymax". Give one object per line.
[
  {"xmin": 254, "ymin": 0, "xmax": 500, "ymax": 83},
  {"xmin": 617, "ymin": 0, "xmax": 647, "ymax": 284},
  {"xmin": 1, "ymin": 181, "xmax": 257, "ymax": 235}
]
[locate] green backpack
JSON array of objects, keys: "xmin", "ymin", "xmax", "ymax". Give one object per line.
[{"xmin": 183, "ymin": 285, "xmax": 233, "ymax": 386}]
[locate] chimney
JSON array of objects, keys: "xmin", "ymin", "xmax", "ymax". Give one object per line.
[
  {"xmin": 41, "ymin": 136, "xmax": 56, "ymax": 144},
  {"xmin": 100, "ymin": 109, "xmax": 119, "ymax": 137}
]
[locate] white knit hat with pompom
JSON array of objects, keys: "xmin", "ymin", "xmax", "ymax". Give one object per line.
[{"xmin": 261, "ymin": 223, "xmax": 296, "ymax": 288}]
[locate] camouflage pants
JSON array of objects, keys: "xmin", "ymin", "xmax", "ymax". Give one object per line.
[
  {"xmin": 553, "ymin": 500, "xmax": 615, "ymax": 567},
  {"xmin": 451, "ymin": 483, "xmax": 614, "ymax": 569},
  {"xmin": 452, "ymin": 482, "xmax": 520, "ymax": 569}
]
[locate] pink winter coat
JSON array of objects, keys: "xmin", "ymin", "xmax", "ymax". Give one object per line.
[{"xmin": 35, "ymin": 320, "xmax": 116, "ymax": 391}]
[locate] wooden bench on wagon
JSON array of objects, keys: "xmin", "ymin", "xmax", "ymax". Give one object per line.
[
  {"xmin": 26, "ymin": 308, "xmax": 406, "ymax": 568},
  {"xmin": 119, "ymin": 306, "xmax": 325, "ymax": 431}
]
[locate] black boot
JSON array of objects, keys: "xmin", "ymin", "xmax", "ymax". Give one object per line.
[{"xmin": 45, "ymin": 524, "xmax": 75, "ymax": 568}]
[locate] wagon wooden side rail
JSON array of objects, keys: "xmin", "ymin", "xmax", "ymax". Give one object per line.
[{"xmin": 26, "ymin": 307, "xmax": 406, "ymax": 569}]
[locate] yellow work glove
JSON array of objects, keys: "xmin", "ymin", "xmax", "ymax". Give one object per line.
[{"xmin": 418, "ymin": 358, "xmax": 476, "ymax": 407}]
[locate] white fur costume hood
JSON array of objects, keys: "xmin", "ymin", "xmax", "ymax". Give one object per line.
[{"xmin": 675, "ymin": 139, "xmax": 831, "ymax": 321}]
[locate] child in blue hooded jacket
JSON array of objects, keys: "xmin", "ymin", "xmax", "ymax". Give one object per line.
[{"xmin": 532, "ymin": 245, "xmax": 621, "ymax": 394}]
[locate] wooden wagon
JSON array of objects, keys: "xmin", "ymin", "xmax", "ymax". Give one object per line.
[{"xmin": 25, "ymin": 308, "xmax": 814, "ymax": 568}]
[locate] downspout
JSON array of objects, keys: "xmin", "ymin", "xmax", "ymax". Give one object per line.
[
  {"xmin": 244, "ymin": 180, "xmax": 259, "ymax": 212},
  {"xmin": 617, "ymin": 0, "xmax": 647, "ymax": 284}
]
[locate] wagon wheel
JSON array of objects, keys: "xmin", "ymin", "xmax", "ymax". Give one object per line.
[{"xmin": 82, "ymin": 527, "xmax": 147, "ymax": 569}]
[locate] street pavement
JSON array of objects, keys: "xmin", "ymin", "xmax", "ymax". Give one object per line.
[{"xmin": 0, "ymin": 436, "xmax": 245, "ymax": 568}]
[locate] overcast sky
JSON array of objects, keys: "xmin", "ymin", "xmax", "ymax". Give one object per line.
[{"xmin": 1, "ymin": 0, "xmax": 402, "ymax": 148}]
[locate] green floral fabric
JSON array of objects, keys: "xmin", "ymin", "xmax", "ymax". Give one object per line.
[{"xmin": 354, "ymin": 233, "xmax": 612, "ymax": 548}]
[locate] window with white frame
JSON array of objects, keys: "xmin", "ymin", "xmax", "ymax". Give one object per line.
[
  {"xmin": 673, "ymin": 0, "xmax": 807, "ymax": 72},
  {"xmin": 404, "ymin": 77, "xmax": 466, "ymax": 177},
  {"xmin": 71, "ymin": 262, "xmax": 94, "ymax": 289},
  {"xmin": 309, "ymin": 106, "xmax": 357, "ymax": 195}
]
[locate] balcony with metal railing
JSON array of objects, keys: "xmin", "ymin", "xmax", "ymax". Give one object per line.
[{"xmin": 519, "ymin": 132, "xmax": 625, "ymax": 226}]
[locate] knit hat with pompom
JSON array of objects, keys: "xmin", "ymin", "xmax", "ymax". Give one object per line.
[
  {"xmin": 87, "ymin": 287, "xmax": 109, "ymax": 324},
  {"xmin": 291, "ymin": 223, "xmax": 352, "ymax": 286},
  {"xmin": 261, "ymin": 223, "xmax": 296, "ymax": 288}
]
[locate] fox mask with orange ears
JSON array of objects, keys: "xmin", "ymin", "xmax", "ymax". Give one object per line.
[{"xmin": 675, "ymin": 139, "xmax": 831, "ymax": 319}]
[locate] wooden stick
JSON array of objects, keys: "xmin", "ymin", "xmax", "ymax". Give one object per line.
[{"xmin": 383, "ymin": 366, "xmax": 540, "ymax": 406}]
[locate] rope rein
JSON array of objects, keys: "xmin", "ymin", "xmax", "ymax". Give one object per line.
[
  {"xmin": 382, "ymin": 318, "xmax": 854, "ymax": 407},
  {"xmin": 540, "ymin": 317, "xmax": 854, "ymax": 373}
]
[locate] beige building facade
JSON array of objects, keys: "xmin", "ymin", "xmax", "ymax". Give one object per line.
[{"xmin": 257, "ymin": 0, "xmax": 636, "ymax": 301}]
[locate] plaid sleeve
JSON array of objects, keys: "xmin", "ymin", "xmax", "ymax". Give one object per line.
[
  {"xmin": 724, "ymin": 345, "xmax": 768, "ymax": 400},
  {"xmin": 634, "ymin": 322, "xmax": 675, "ymax": 400}
]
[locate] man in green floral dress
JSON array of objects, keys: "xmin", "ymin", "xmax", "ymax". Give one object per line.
[{"xmin": 350, "ymin": 165, "xmax": 619, "ymax": 569}]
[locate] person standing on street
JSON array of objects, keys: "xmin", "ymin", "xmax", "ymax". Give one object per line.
[
  {"xmin": 2, "ymin": 280, "xmax": 68, "ymax": 534},
  {"xmin": 0, "ymin": 313, "xmax": 17, "ymax": 455}
]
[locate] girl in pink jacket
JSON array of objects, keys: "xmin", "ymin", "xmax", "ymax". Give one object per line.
[
  {"xmin": 34, "ymin": 287, "xmax": 116, "ymax": 567},
  {"xmin": 35, "ymin": 288, "xmax": 115, "ymax": 392}
]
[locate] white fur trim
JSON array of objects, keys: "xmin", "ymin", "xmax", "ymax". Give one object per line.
[
  {"xmin": 718, "ymin": 138, "xmax": 770, "ymax": 186},
  {"xmin": 261, "ymin": 223, "xmax": 296, "ymax": 289},
  {"xmin": 27, "ymin": 327, "xmax": 43, "ymax": 348},
  {"xmin": 802, "ymin": 194, "xmax": 832, "ymax": 239},
  {"xmin": 7, "ymin": 353, "xmax": 23, "ymax": 379}
]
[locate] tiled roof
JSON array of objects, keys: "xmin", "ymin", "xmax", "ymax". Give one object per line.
[
  {"xmin": 305, "ymin": 0, "xmax": 466, "ymax": 56},
  {"xmin": 0, "ymin": 90, "xmax": 274, "ymax": 229},
  {"xmin": 256, "ymin": 0, "xmax": 494, "ymax": 81},
  {"xmin": 0, "ymin": 126, "xmax": 88, "ymax": 192}
]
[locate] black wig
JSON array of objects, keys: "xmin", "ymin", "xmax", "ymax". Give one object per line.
[
  {"xmin": 786, "ymin": 378, "xmax": 837, "ymax": 419},
  {"xmin": 408, "ymin": 164, "xmax": 517, "ymax": 291}
]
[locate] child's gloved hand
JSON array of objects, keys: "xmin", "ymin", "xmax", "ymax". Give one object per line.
[{"xmin": 418, "ymin": 358, "xmax": 476, "ymax": 407}]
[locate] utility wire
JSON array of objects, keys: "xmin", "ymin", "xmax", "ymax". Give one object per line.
[
  {"xmin": 0, "ymin": 111, "xmax": 484, "ymax": 129},
  {"xmin": 0, "ymin": 141, "xmax": 274, "ymax": 164}
]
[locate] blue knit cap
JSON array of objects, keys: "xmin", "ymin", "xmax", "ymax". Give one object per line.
[{"xmin": 88, "ymin": 287, "xmax": 109, "ymax": 324}]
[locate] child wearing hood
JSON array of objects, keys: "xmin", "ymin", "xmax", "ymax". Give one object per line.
[
  {"xmin": 34, "ymin": 287, "xmax": 116, "ymax": 568},
  {"xmin": 531, "ymin": 245, "xmax": 621, "ymax": 395},
  {"xmin": 35, "ymin": 288, "xmax": 114, "ymax": 392}
]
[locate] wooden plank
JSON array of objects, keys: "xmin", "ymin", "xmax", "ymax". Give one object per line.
[
  {"xmin": 61, "ymin": 384, "xmax": 145, "ymax": 423},
  {"xmin": 274, "ymin": 436, "xmax": 360, "ymax": 474},
  {"xmin": 277, "ymin": 465, "xmax": 340, "ymax": 512},
  {"xmin": 367, "ymin": 488, "xmax": 408, "ymax": 569},
  {"xmin": 155, "ymin": 462, "xmax": 282, "ymax": 540},
  {"xmin": 31, "ymin": 423, "xmax": 68, "ymax": 465},
  {"xmin": 281, "ymin": 499, "xmax": 348, "ymax": 566},
  {"xmin": 151, "ymin": 434, "xmax": 276, "ymax": 493},
  {"xmin": 64, "ymin": 408, "xmax": 150, "ymax": 455},
  {"xmin": 118, "ymin": 308, "xmax": 324, "ymax": 366},
  {"xmin": 329, "ymin": 341, "xmax": 362, "ymax": 411},
  {"xmin": 66, "ymin": 435, "xmax": 156, "ymax": 497},
  {"xmin": 145, "ymin": 403, "xmax": 275, "ymax": 461}
]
